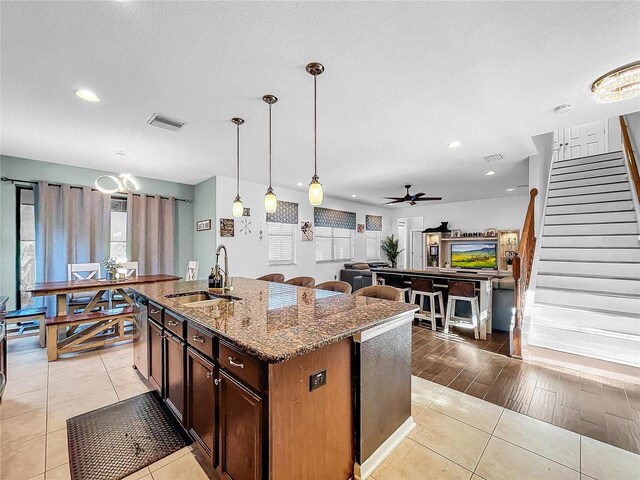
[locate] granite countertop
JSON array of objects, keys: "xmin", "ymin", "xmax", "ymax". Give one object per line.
[{"xmin": 132, "ymin": 278, "xmax": 417, "ymax": 363}]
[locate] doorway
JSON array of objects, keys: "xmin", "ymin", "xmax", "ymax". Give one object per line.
[{"xmin": 396, "ymin": 216, "xmax": 423, "ymax": 270}]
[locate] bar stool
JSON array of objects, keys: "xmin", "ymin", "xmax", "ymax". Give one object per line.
[
  {"xmin": 444, "ymin": 280, "xmax": 485, "ymax": 340},
  {"xmin": 410, "ymin": 277, "xmax": 444, "ymax": 331}
]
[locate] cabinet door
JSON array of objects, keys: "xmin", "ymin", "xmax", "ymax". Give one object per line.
[
  {"xmin": 219, "ymin": 370, "xmax": 262, "ymax": 480},
  {"xmin": 186, "ymin": 347, "xmax": 216, "ymax": 463},
  {"xmin": 164, "ymin": 332, "xmax": 186, "ymax": 424},
  {"xmin": 148, "ymin": 320, "xmax": 164, "ymax": 395}
]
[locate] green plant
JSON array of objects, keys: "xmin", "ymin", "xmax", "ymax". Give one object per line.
[
  {"xmin": 100, "ymin": 257, "xmax": 122, "ymax": 274},
  {"xmin": 428, "ymin": 255, "xmax": 438, "ymax": 266},
  {"xmin": 381, "ymin": 234, "xmax": 404, "ymax": 268}
]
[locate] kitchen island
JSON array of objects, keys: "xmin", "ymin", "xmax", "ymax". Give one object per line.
[{"xmin": 132, "ymin": 277, "xmax": 417, "ymax": 480}]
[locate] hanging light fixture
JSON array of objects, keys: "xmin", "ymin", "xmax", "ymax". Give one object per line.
[
  {"xmin": 591, "ymin": 61, "xmax": 640, "ymax": 103},
  {"xmin": 95, "ymin": 151, "xmax": 140, "ymax": 194},
  {"xmin": 263, "ymin": 94, "xmax": 278, "ymax": 214},
  {"xmin": 307, "ymin": 62, "xmax": 324, "ymax": 206},
  {"xmin": 231, "ymin": 117, "xmax": 245, "ymax": 218}
]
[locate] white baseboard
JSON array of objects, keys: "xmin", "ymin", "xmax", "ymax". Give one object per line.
[{"xmin": 354, "ymin": 416, "xmax": 416, "ymax": 480}]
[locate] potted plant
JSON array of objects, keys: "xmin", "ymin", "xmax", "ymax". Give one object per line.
[
  {"xmin": 428, "ymin": 255, "xmax": 438, "ymax": 267},
  {"xmin": 381, "ymin": 234, "xmax": 404, "ymax": 269},
  {"xmin": 101, "ymin": 257, "xmax": 122, "ymax": 280}
]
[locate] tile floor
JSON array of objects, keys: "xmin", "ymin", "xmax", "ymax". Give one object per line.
[{"xmin": 1, "ymin": 336, "xmax": 639, "ymax": 480}]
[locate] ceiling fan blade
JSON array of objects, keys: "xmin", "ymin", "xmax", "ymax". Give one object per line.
[
  {"xmin": 382, "ymin": 197, "xmax": 405, "ymax": 201},
  {"xmin": 413, "ymin": 192, "xmax": 426, "ymax": 197},
  {"xmin": 413, "ymin": 197, "xmax": 443, "ymax": 201},
  {"xmin": 381, "ymin": 199, "xmax": 406, "ymax": 205}
]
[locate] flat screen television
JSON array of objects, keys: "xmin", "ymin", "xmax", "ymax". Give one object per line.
[{"xmin": 450, "ymin": 243, "xmax": 497, "ymax": 270}]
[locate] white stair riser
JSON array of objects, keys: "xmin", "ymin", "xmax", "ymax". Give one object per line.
[
  {"xmin": 545, "ymin": 211, "xmax": 637, "ymax": 225},
  {"xmin": 546, "ymin": 190, "xmax": 632, "ymax": 206},
  {"xmin": 549, "ymin": 174, "xmax": 628, "ymax": 190},
  {"xmin": 537, "ymin": 260, "xmax": 640, "ymax": 279},
  {"xmin": 530, "ymin": 304, "xmax": 640, "ymax": 335},
  {"xmin": 540, "ymin": 247, "xmax": 640, "ymax": 262},
  {"xmin": 535, "ymin": 288, "xmax": 640, "ymax": 316},
  {"xmin": 552, "ymin": 158, "xmax": 624, "ymax": 175},
  {"xmin": 551, "ymin": 166, "xmax": 628, "ymax": 183},
  {"xmin": 548, "ymin": 182, "xmax": 630, "ymax": 197},
  {"xmin": 541, "ymin": 235, "xmax": 640, "ymax": 248},
  {"xmin": 527, "ymin": 325, "xmax": 640, "ymax": 367},
  {"xmin": 543, "ymin": 222, "xmax": 639, "ymax": 235},
  {"xmin": 536, "ymin": 274, "xmax": 640, "ymax": 296},
  {"xmin": 553, "ymin": 151, "xmax": 623, "ymax": 168},
  {"xmin": 546, "ymin": 200, "xmax": 634, "ymax": 215}
]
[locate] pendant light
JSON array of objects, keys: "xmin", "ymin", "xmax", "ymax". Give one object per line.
[
  {"xmin": 307, "ymin": 62, "xmax": 324, "ymax": 206},
  {"xmin": 231, "ymin": 117, "xmax": 244, "ymax": 218},
  {"xmin": 95, "ymin": 151, "xmax": 140, "ymax": 194},
  {"xmin": 263, "ymin": 95, "xmax": 278, "ymax": 213}
]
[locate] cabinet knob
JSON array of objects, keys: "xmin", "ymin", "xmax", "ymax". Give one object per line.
[
  {"xmin": 228, "ymin": 357, "xmax": 245, "ymax": 369},
  {"xmin": 156, "ymin": 332, "xmax": 163, "ymax": 338},
  {"xmin": 193, "ymin": 335, "xmax": 205, "ymax": 343},
  {"xmin": 150, "ymin": 309, "xmax": 161, "ymax": 315},
  {"xmin": 214, "ymin": 378, "xmax": 221, "ymax": 385},
  {"xmin": 167, "ymin": 320, "xmax": 178, "ymax": 327},
  {"xmin": 205, "ymin": 371, "xmax": 214, "ymax": 379}
]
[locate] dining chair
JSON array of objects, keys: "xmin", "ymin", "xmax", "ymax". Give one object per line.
[
  {"xmin": 353, "ymin": 285, "xmax": 403, "ymax": 302},
  {"xmin": 257, "ymin": 273, "xmax": 285, "ymax": 283},
  {"xmin": 284, "ymin": 276, "xmax": 316, "ymax": 288},
  {"xmin": 67, "ymin": 263, "xmax": 109, "ymax": 313},
  {"xmin": 315, "ymin": 281, "xmax": 352, "ymax": 294},
  {"xmin": 185, "ymin": 260, "xmax": 199, "ymax": 281},
  {"xmin": 120, "ymin": 261, "xmax": 138, "ymax": 278}
]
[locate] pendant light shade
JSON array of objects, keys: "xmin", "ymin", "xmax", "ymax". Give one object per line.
[
  {"xmin": 231, "ymin": 117, "xmax": 244, "ymax": 218},
  {"xmin": 263, "ymin": 95, "xmax": 278, "ymax": 213},
  {"xmin": 307, "ymin": 62, "xmax": 325, "ymax": 206}
]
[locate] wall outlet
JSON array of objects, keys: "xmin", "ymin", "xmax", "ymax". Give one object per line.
[
  {"xmin": 309, "ymin": 369, "xmax": 327, "ymax": 391},
  {"xmin": 334, "ymin": 275, "xmax": 337, "ymax": 280}
]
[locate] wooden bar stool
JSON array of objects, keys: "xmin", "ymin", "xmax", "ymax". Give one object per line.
[
  {"xmin": 444, "ymin": 280, "xmax": 485, "ymax": 340},
  {"xmin": 410, "ymin": 278, "xmax": 444, "ymax": 331}
]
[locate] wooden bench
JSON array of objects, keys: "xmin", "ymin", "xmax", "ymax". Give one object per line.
[
  {"xmin": 46, "ymin": 306, "xmax": 138, "ymax": 361},
  {"xmin": 6, "ymin": 307, "xmax": 47, "ymax": 348}
]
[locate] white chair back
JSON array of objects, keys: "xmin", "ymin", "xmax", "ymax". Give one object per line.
[
  {"xmin": 185, "ymin": 260, "xmax": 199, "ymax": 281},
  {"xmin": 120, "ymin": 261, "xmax": 138, "ymax": 278},
  {"xmin": 68, "ymin": 263, "xmax": 100, "ymax": 300}
]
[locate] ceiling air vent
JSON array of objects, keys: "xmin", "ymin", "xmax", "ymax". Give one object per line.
[
  {"xmin": 146, "ymin": 113, "xmax": 187, "ymax": 132},
  {"xmin": 483, "ymin": 153, "xmax": 504, "ymax": 163}
]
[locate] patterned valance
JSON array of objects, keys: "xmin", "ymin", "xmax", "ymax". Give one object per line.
[
  {"xmin": 314, "ymin": 207, "xmax": 356, "ymax": 230},
  {"xmin": 366, "ymin": 215, "xmax": 383, "ymax": 231},
  {"xmin": 266, "ymin": 200, "xmax": 298, "ymax": 224}
]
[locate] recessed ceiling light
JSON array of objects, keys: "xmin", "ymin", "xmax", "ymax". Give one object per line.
[
  {"xmin": 296, "ymin": 182, "xmax": 303, "ymax": 187},
  {"xmin": 485, "ymin": 170, "xmax": 496, "ymax": 176},
  {"xmin": 351, "ymin": 194, "xmax": 357, "ymax": 198},
  {"xmin": 592, "ymin": 61, "xmax": 640, "ymax": 103},
  {"xmin": 553, "ymin": 104, "xmax": 572, "ymax": 115},
  {"xmin": 448, "ymin": 140, "xmax": 462, "ymax": 149},
  {"xmin": 506, "ymin": 188, "xmax": 515, "ymax": 192},
  {"xmin": 75, "ymin": 89, "xmax": 100, "ymax": 102}
]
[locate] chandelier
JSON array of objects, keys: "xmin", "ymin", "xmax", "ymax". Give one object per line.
[
  {"xmin": 95, "ymin": 151, "xmax": 140, "ymax": 194},
  {"xmin": 591, "ymin": 61, "xmax": 640, "ymax": 103}
]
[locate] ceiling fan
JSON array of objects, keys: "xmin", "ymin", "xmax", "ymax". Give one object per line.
[{"xmin": 382, "ymin": 185, "xmax": 442, "ymax": 205}]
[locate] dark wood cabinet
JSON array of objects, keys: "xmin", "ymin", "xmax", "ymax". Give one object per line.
[
  {"xmin": 219, "ymin": 370, "xmax": 263, "ymax": 480},
  {"xmin": 148, "ymin": 319, "xmax": 164, "ymax": 395},
  {"xmin": 187, "ymin": 347, "xmax": 217, "ymax": 463},
  {"xmin": 164, "ymin": 332, "xmax": 186, "ymax": 424}
]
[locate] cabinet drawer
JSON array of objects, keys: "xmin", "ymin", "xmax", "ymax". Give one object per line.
[
  {"xmin": 148, "ymin": 301, "xmax": 164, "ymax": 325},
  {"xmin": 187, "ymin": 325, "xmax": 214, "ymax": 358},
  {"xmin": 165, "ymin": 310, "xmax": 185, "ymax": 339},
  {"xmin": 219, "ymin": 342, "xmax": 264, "ymax": 392}
]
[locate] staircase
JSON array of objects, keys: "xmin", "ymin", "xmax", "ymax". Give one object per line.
[{"xmin": 526, "ymin": 150, "xmax": 640, "ymax": 369}]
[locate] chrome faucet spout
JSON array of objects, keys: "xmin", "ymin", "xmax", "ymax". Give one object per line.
[{"xmin": 215, "ymin": 245, "xmax": 231, "ymax": 292}]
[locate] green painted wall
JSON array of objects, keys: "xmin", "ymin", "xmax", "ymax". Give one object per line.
[
  {"xmin": 0, "ymin": 154, "xmax": 195, "ymax": 309},
  {"xmin": 193, "ymin": 176, "xmax": 216, "ymax": 280}
]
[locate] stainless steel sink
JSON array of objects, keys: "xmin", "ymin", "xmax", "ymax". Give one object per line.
[{"xmin": 165, "ymin": 291, "xmax": 241, "ymax": 308}]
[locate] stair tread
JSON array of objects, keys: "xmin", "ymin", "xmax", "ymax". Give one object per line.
[
  {"xmin": 528, "ymin": 319, "xmax": 640, "ymax": 340},
  {"xmin": 534, "ymin": 299, "xmax": 640, "ymax": 318},
  {"xmin": 553, "ymin": 151, "xmax": 623, "ymax": 163},
  {"xmin": 536, "ymin": 271, "xmax": 640, "ymax": 281},
  {"xmin": 535, "ymin": 285, "xmax": 640, "ymax": 299}
]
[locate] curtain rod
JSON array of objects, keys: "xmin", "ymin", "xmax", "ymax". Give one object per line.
[{"xmin": 1, "ymin": 176, "xmax": 191, "ymax": 203}]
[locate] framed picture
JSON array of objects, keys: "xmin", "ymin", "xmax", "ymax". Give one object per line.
[
  {"xmin": 301, "ymin": 221, "xmax": 313, "ymax": 241},
  {"xmin": 243, "ymin": 207, "xmax": 251, "ymax": 217},
  {"xmin": 357, "ymin": 224, "xmax": 365, "ymax": 233},
  {"xmin": 484, "ymin": 228, "xmax": 497, "ymax": 237},
  {"xmin": 220, "ymin": 218, "xmax": 234, "ymax": 237},
  {"xmin": 196, "ymin": 219, "xmax": 211, "ymax": 231},
  {"xmin": 451, "ymin": 230, "xmax": 461, "ymax": 238},
  {"xmin": 429, "ymin": 245, "xmax": 439, "ymax": 256}
]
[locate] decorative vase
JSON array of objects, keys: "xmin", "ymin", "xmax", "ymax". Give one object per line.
[{"xmin": 106, "ymin": 271, "xmax": 116, "ymax": 280}]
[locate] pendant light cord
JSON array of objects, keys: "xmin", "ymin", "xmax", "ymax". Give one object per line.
[
  {"xmin": 269, "ymin": 103, "xmax": 272, "ymax": 188},
  {"xmin": 236, "ymin": 122, "xmax": 240, "ymax": 197},
  {"xmin": 314, "ymin": 74, "xmax": 318, "ymax": 176}
]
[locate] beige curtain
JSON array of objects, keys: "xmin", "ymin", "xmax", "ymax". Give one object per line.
[
  {"xmin": 127, "ymin": 193, "xmax": 175, "ymax": 275},
  {"xmin": 35, "ymin": 182, "xmax": 111, "ymax": 313}
]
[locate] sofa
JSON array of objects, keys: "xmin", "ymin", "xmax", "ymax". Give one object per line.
[{"xmin": 339, "ymin": 262, "xmax": 389, "ymax": 292}]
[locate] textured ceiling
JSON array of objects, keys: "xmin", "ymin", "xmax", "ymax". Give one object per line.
[{"xmin": 1, "ymin": 1, "xmax": 639, "ymax": 206}]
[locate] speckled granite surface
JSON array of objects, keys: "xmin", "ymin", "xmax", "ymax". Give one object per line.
[{"xmin": 132, "ymin": 277, "xmax": 417, "ymax": 363}]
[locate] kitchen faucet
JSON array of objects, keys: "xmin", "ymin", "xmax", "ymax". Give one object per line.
[{"xmin": 215, "ymin": 244, "xmax": 232, "ymax": 292}]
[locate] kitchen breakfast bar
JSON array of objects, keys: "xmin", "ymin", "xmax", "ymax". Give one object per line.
[{"xmin": 131, "ymin": 277, "xmax": 418, "ymax": 480}]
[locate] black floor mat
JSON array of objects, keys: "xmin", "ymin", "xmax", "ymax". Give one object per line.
[{"xmin": 67, "ymin": 391, "xmax": 192, "ymax": 480}]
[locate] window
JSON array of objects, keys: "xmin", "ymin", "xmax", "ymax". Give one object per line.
[
  {"xmin": 268, "ymin": 222, "xmax": 296, "ymax": 265},
  {"xmin": 315, "ymin": 227, "xmax": 355, "ymax": 262},
  {"xmin": 366, "ymin": 230, "xmax": 381, "ymax": 260},
  {"xmin": 110, "ymin": 198, "xmax": 127, "ymax": 261},
  {"xmin": 17, "ymin": 187, "xmax": 36, "ymax": 308}
]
